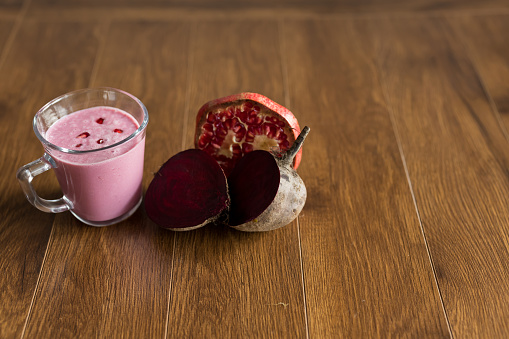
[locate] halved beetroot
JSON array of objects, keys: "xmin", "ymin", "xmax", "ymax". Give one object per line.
[
  {"xmin": 145, "ymin": 127, "xmax": 310, "ymax": 232},
  {"xmin": 194, "ymin": 93, "xmax": 301, "ymax": 176},
  {"xmin": 144, "ymin": 149, "xmax": 229, "ymax": 230}
]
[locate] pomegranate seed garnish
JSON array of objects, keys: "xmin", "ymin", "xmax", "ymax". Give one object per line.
[
  {"xmin": 114, "ymin": 129, "xmax": 123, "ymax": 133},
  {"xmin": 97, "ymin": 139, "xmax": 104, "ymax": 144},
  {"xmin": 77, "ymin": 132, "xmax": 90, "ymax": 138},
  {"xmin": 75, "ymin": 143, "xmax": 82, "ymax": 148},
  {"xmin": 96, "ymin": 118, "xmax": 104, "ymax": 124}
]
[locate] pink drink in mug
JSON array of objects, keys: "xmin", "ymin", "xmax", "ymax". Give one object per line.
[{"xmin": 17, "ymin": 88, "xmax": 149, "ymax": 226}]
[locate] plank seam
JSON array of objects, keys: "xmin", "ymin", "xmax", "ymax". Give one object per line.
[
  {"xmin": 278, "ymin": 18, "xmax": 309, "ymax": 339},
  {"xmin": 20, "ymin": 221, "xmax": 55, "ymax": 339},
  {"xmin": 376, "ymin": 50, "xmax": 455, "ymax": 338},
  {"xmin": 165, "ymin": 21, "xmax": 196, "ymax": 339},
  {"xmin": 164, "ymin": 234, "xmax": 177, "ymax": 339}
]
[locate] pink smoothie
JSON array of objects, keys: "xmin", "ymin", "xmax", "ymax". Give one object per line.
[{"xmin": 45, "ymin": 106, "xmax": 145, "ymax": 223}]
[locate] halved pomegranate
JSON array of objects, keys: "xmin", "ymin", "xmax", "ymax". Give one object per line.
[{"xmin": 194, "ymin": 93, "xmax": 301, "ymax": 176}]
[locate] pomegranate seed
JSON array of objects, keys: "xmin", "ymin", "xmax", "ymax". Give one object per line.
[
  {"xmin": 243, "ymin": 101, "xmax": 253, "ymax": 110},
  {"xmin": 253, "ymin": 105, "xmax": 260, "ymax": 112},
  {"xmin": 248, "ymin": 125, "xmax": 262, "ymax": 136},
  {"xmin": 232, "ymin": 121, "xmax": 243, "ymax": 133},
  {"xmin": 203, "ymin": 123, "xmax": 214, "ymax": 132},
  {"xmin": 263, "ymin": 123, "xmax": 272, "ymax": 136},
  {"xmin": 234, "ymin": 126, "xmax": 246, "ymax": 142},
  {"xmin": 96, "ymin": 118, "xmax": 104, "ymax": 124},
  {"xmin": 203, "ymin": 144, "xmax": 215, "ymax": 155},
  {"xmin": 277, "ymin": 120, "xmax": 286, "ymax": 128},
  {"xmin": 224, "ymin": 107, "xmax": 234, "ymax": 119},
  {"xmin": 114, "ymin": 129, "xmax": 123, "ymax": 133},
  {"xmin": 235, "ymin": 109, "xmax": 247, "ymax": 122},
  {"xmin": 231, "ymin": 144, "xmax": 242, "ymax": 156},
  {"xmin": 245, "ymin": 131, "xmax": 255, "ymax": 143},
  {"xmin": 75, "ymin": 143, "xmax": 82, "ymax": 148},
  {"xmin": 77, "ymin": 132, "xmax": 90, "ymax": 138},
  {"xmin": 242, "ymin": 143, "xmax": 253, "ymax": 153},
  {"xmin": 224, "ymin": 118, "xmax": 234, "ymax": 130},
  {"xmin": 216, "ymin": 124, "xmax": 228, "ymax": 137},
  {"xmin": 206, "ymin": 112, "xmax": 215, "ymax": 123},
  {"xmin": 97, "ymin": 139, "xmax": 104, "ymax": 144},
  {"xmin": 197, "ymin": 137, "xmax": 207, "ymax": 148},
  {"xmin": 246, "ymin": 114, "xmax": 263, "ymax": 125},
  {"xmin": 280, "ymin": 139, "xmax": 290, "ymax": 150},
  {"xmin": 262, "ymin": 123, "xmax": 278, "ymax": 138},
  {"xmin": 211, "ymin": 137, "xmax": 223, "ymax": 149},
  {"xmin": 279, "ymin": 130, "xmax": 287, "ymax": 140}
]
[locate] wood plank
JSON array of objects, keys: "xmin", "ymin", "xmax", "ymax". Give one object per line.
[
  {"xmin": 282, "ymin": 18, "xmax": 450, "ymax": 337},
  {"xmin": 0, "ymin": 21, "xmax": 101, "ymax": 338},
  {"xmin": 22, "ymin": 22, "xmax": 190, "ymax": 337},
  {"xmin": 450, "ymin": 15, "xmax": 509, "ymax": 133},
  {"xmin": 24, "ymin": 1, "xmax": 509, "ymax": 24},
  {"xmin": 168, "ymin": 20, "xmax": 307, "ymax": 338},
  {"xmin": 28, "ymin": 0, "xmax": 509, "ymax": 12},
  {"xmin": 373, "ymin": 16, "xmax": 509, "ymax": 337}
]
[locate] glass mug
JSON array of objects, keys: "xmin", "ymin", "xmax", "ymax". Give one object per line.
[{"xmin": 16, "ymin": 88, "xmax": 149, "ymax": 226}]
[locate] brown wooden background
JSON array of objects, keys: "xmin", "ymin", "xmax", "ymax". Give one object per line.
[{"xmin": 1, "ymin": 0, "xmax": 509, "ymax": 337}]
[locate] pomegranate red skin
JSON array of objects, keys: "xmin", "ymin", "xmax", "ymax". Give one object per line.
[{"xmin": 195, "ymin": 92, "xmax": 302, "ymax": 169}]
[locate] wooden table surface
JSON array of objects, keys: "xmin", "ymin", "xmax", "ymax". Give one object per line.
[{"xmin": 2, "ymin": 0, "xmax": 509, "ymax": 338}]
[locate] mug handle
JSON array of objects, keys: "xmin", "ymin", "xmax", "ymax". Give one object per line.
[{"xmin": 16, "ymin": 153, "xmax": 71, "ymax": 213}]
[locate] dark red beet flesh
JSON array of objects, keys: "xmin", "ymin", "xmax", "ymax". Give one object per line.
[
  {"xmin": 145, "ymin": 149, "xmax": 229, "ymax": 229},
  {"xmin": 227, "ymin": 150, "xmax": 280, "ymax": 226}
]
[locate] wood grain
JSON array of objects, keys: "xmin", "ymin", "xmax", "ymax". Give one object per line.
[
  {"xmin": 282, "ymin": 18, "xmax": 450, "ymax": 337},
  {"xmin": 0, "ymin": 21, "xmax": 101, "ymax": 338},
  {"xmin": 373, "ymin": 16, "xmax": 509, "ymax": 337},
  {"xmin": 22, "ymin": 22, "xmax": 191, "ymax": 337},
  {"xmin": 167, "ymin": 20, "xmax": 307, "ymax": 338},
  {"xmin": 450, "ymin": 14, "xmax": 509, "ymax": 134}
]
